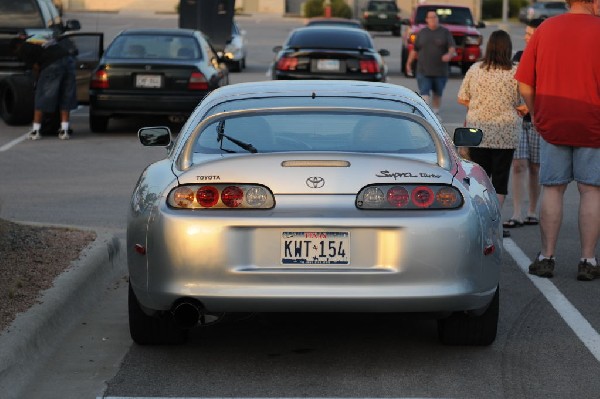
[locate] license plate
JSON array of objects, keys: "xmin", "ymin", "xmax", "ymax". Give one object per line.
[
  {"xmin": 316, "ymin": 59, "xmax": 340, "ymax": 71},
  {"xmin": 378, "ymin": 13, "xmax": 388, "ymax": 19},
  {"xmin": 281, "ymin": 231, "xmax": 350, "ymax": 265},
  {"xmin": 135, "ymin": 74, "xmax": 162, "ymax": 88}
]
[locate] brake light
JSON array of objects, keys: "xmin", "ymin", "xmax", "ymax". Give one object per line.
[
  {"xmin": 188, "ymin": 72, "xmax": 208, "ymax": 90},
  {"xmin": 359, "ymin": 59, "xmax": 379, "ymax": 73},
  {"xmin": 357, "ymin": 184, "xmax": 462, "ymax": 209},
  {"xmin": 91, "ymin": 69, "xmax": 109, "ymax": 89},
  {"xmin": 464, "ymin": 35, "xmax": 482, "ymax": 46},
  {"xmin": 409, "ymin": 33, "xmax": 417, "ymax": 45},
  {"xmin": 168, "ymin": 184, "xmax": 275, "ymax": 209},
  {"xmin": 276, "ymin": 56, "xmax": 298, "ymax": 71}
]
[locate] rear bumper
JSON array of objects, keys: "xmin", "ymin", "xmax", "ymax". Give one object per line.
[{"xmin": 89, "ymin": 92, "xmax": 208, "ymax": 116}]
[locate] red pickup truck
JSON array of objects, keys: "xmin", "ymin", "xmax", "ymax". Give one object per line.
[{"xmin": 401, "ymin": 4, "xmax": 485, "ymax": 76}]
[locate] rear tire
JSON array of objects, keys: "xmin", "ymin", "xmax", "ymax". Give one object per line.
[
  {"xmin": 437, "ymin": 286, "xmax": 499, "ymax": 346},
  {"xmin": 128, "ymin": 282, "xmax": 188, "ymax": 345},
  {"xmin": 461, "ymin": 62, "xmax": 474, "ymax": 76},
  {"xmin": 0, "ymin": 75, "xmax": 35, "ymax": 125},
  {"xmin": 89, "ymin": 113, "xmax": 109, "ymax": 133}
]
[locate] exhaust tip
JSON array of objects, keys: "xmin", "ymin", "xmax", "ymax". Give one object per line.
[{"xmin": 172, "ymin": 301, "xmax": 201, "ymax": 329}]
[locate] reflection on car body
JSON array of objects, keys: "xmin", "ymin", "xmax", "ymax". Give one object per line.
[
  {"xmin": 88, "ymin": 28, "xmax": 229, "ymax": 133},
  {"xmin": 127, "ymin": 80, "xmax": 502, "ymax": 347}
]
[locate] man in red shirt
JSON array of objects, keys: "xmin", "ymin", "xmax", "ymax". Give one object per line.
[{"xmin": 515, "ymin": 0, "xmax": 600, "ymax": 280}]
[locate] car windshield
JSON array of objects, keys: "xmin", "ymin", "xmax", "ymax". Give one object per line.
[
  {"xmin": 415, "ymin": 7, "xmax": 474, "ymax": 26},
  {"xmin": 288, "ymin": 29, "xmax": 372, "ymax": 49},
  {"xmin": 193, "ymin": 113, "xmax": 436, "ymax": 154},
  {"xmin": 105, "ymin": 34, "xmax": 201, "ymax": 60},
  {"xmin": 0, "ymin": 0, "xmax": 45, "ymax": 28}
]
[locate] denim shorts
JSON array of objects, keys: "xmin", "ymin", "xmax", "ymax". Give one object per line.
[
  {"xmin": 35, "ymin": 56, "xmax": 77, "ymax": 113},
  {"xmin": 416, "ymin": 74, "xmax": 448, "ymax": 97},
  {"xmin": 514, "ymin": 120, "xmax": 541, "ymax": 163},
  {"xmin": 539, "ymin": 138, "xmax": 600, "ymax": 186}
]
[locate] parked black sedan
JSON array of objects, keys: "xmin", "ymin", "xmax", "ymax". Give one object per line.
[
  {"xmin": 89, "ymin": 28, "xmax": 229, "ymax": 132},
  {"xmin": 271, "ymin": 26, "xmax": 389, "ymax": 82}
]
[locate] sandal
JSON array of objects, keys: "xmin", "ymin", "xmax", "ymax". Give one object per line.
[
  {"xmin": 524, "ymin": 216, "xmax": 539, "ymax": 225},
  {"xmin": 503, "ymin": 218, "xmax": 524, "ymax": 228}
]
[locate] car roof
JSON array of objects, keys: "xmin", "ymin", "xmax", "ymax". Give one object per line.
[
  {"xmin": 202, "ymin": 80, "xmax": 423, "ymax": 103},
  {"xmin": 120, "ymin": 28, "xmax": 197, "ymax": 37}
]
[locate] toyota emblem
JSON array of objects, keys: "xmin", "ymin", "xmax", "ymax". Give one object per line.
[{"xmin": 306, "ymin": 176, "xmax": 325, "ymax": 188}]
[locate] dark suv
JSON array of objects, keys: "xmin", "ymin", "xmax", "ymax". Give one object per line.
[
  {"xmin": 0, "ymin": 0, "xmax": 103, "ymax": 127},
  {"xmin": 360, "ymin": 0, "xmax": 402, "ymax": 36}
]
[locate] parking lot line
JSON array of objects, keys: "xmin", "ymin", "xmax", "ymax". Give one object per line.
[
  {"xmin": 0, "ymin": 133, "xmax": 28, "ymax": 152},
  {"xmin": 504, "ymin": 239, "xmax": 600, "ymax": 363}
]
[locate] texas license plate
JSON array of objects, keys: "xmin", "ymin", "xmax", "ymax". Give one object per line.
[
  {"xmin": 135, "ymin": 74, "xmax": 162, "ymax": 88},
  {"xmin": 316, "ymin": 59, "xmax": 340, "ymax": 71},
  {"xmin": 281, "ymin": 231, "xmax": 350, "ymax": 265}
]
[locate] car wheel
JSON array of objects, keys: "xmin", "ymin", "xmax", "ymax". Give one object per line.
[
  {"xmin": 392, "ymin": 27, "xmax": 401, "ymax": 37},
  {"xmin": 241, "ymin": 57, "xmax": 246, "ymax": 69},
  {"xmin": 230, "ymin": 60, "xmax": 242, "ymax": 72},
  {"xmin": 437, "ymin": 286, "xmax": 499, "ymax": 346},
  {"xmin": 89, "ymin": 113, "xmax": 109, "ymax": 133},
  {"xmin": 0, "ymin": 75, "xmax": 35, "ymax": 125},
  {"xmin": 128, "ymin": 282, "xmax": 188, "ymax": 345}
]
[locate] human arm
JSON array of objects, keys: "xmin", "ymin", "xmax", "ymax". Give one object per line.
[
  {"xmin": 442, "ymin": 45, "xmax": 456, "ymax": 62},
  {"xmin": 405, "ymin": 49, "xmax": 417, "ymax": 76},
  {"xmin": 518, "ymin": 82, "xmax": 535, "ymax": 121}
]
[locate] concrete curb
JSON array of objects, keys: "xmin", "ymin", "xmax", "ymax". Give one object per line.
[{"xmin": 0, "ymin": 231, "xmax": 126, "ymax": 399}]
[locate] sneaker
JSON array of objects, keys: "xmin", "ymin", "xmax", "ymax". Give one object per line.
[
  {"xmin": 28, "ymin": 130, "xmax": 41, "ymax": 140},
  {"xmin": 529, "ymin": 254, "xmax": 555, "ymax": 278},
  {"xmin": 576, "ymin": 259, "xmax": 600, "ymax": 281},
  {"xmin": 58, "ymin": 129, "xmax": 71, "ymax": 140}
]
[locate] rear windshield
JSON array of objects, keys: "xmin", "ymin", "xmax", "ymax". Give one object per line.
[
  {"xmin": 368, "ymin": 1, "xmax": 398, "ymax": 12},
  {"xmin": 415, "ymin": 7, "xmax": 474, "ymax": 26},
  {"xmin": 288, "ymin": 29, "xmax": 372, "ymax": 49},
  {"xmin": 194, "ymin": 113, "xmax": 436, "ymax": 155},
  {"xmin": 0, "ymin": 0, "xmax": 44, "ymax": 28},
  {"xmin": 105, "ymin": 34, "xmax": 202, "ymax": 60}
]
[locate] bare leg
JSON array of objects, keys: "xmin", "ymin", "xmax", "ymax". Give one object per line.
[
  {"xmin": 33, "ymin": 110, "xmax": 43, "ymax": 124},
  {"xmin": 527, "ymin": 161, "xmax": 541, "ymax": 217},
  {"xmin": 431, "ymin": 94, "xmax": 441, "ymax": 111},
  {"xmin": 60, "ymin": 110, "xmax": 70, "ymax": 123},
  {"xmin": 539, "ymin": 184, "xmax": 567, "ymax": 257},
  {"xmin": 510, "ymin": 159, "xmax": 527, "ymax": 221},
  {"xmin": 578, "ymin": 182, "xmax": 600, "ymax": 259}
]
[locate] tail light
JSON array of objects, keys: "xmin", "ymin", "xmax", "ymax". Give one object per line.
[
  {"xmin": 356, "ymin": 184, "xmax": 463, "ymax": 209},
  {"xmin": 188, "ymin": 72, "xmax": 208, "ymax": 90},
  {"xmin": 465, "ymin": 35, "xmax": 482, "ymax": 46},
  {"xmin": 276, "ymin": 56, "xmax": 298, "ymax": 71},
  {"xmin": 408, "ymin": 33, "xmax": 417, "ymax": 45},
  {"xmin": 168, "ymin": 184, "xmax": 275, "ymax": 209},
  {"xmin": 359, "ymin": 59, "xmax": 379, "ymax": 73},
  {"xmin": 91, "ymin": 69, "xmax": 109, "ymax": 89}
]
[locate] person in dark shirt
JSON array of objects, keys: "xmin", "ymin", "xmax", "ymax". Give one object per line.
[{"xmin": 13, "ymin": 33, "xmax": 77, "ymax": 140}]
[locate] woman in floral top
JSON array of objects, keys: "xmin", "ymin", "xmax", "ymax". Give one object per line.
[{"xmin": 457, "ymin": 29, "xmax": 525, "ymax": 237}]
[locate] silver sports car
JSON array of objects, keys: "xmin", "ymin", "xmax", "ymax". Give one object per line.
[{"xmin": 127, "ymin": 80, "xmax": 502, "ymax": 346}]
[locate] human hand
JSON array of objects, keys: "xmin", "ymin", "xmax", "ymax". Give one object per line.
[
  {"xmin": 516, "ymin": 104, "xmax": 528, "ymax": 117},
  {"xmin": 441, "ymin": 53, "xmax": 452, "ymax": 62}
]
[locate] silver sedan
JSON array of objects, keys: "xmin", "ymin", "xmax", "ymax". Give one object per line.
[{"xmin": 127, "ymin": 80, "xmax": 502, "ymax": 346}]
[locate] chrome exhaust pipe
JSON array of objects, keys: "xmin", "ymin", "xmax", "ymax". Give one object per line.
[{"xmin": 171, "ymin": 300, "xmax": 201, "ymax": 329}]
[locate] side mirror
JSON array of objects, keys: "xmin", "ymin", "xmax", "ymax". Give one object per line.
[
  {"xmin": 477, "ymin": 21, "xmax": 486, "ymax": 28},
  {"xmin": 272, "ymin": 45, "xmax": 282, "ymax": 53},
  {"xmin": 64, "ymin": 19, "xmax": 81, "ymax": 32},
  {"xmin": 379, "ymin": 49, "xmax": 390, "ymax": 56},
  {"xmin": 138, "ymin": 126, "xmax": 172, "ymax": 147},
  {"xmin": 453, "ymin": 127, "xmax": 483, "ymax": 147},
  {"xmin": 401, "ymin": 18, "xmax": 411, "ymax": 25}
]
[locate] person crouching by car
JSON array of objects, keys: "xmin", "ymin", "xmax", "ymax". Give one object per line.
[{"xmin": 11, "ymin": 32, "xmax": 77, "ymax": 140}]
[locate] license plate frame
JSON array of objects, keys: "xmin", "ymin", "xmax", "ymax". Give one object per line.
[
  {"xmin": 316, "ymin": 59, "xmax": 341, "ymax": 72},
  {"xmin": 281, "ymin": 231, "xmax": 350, "ymax": 265},
  {"xmin": 135, "ymin": 74, "xmax": 163, "ymax": 88}
]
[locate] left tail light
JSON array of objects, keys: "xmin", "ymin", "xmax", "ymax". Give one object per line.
[
  {"xmin": 168, "ymin": 184, "xmax": 275, "ymax": 209},
  {"xmin": 464, "ymin": 35, "xmax": 482, "ymax": 46},
  {"xmin": 359, "ymin": 59, "xmax": 379, "ymax": 73},
  {"xmin": 188, "ymin": 72, "xmax": 209, "ymax": 90},
  {"xmin": 356, "ymin": 184, "xmax": 463, "ymax": 209},
  {"xmin": 90, "ymin": 69, "xmax": 109, "ymax": 89},
  {"xmin": 276, "ymin": 56, "xmax": 298, "ymax": 71}
]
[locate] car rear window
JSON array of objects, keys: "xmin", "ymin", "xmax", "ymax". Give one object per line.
[
  {"xmin": 368, "ymin": 1, "xmax": 398, "ymax": 12},
  {"xmin": 105, "ymin": 34, "xmax": 202, "ymax": 60},
  {"xmin": 0, "ymin": 0, "xmax": 44, "ymax": 28},
  {"xmin": 415, "ymin": 7, "xmax": 474, "ymax": 26},
  {"xmin": 288, "ymin": 29, "xmax": 372, "ymax": 50},
  {"xmin": 194, "ymin": 113, "xmax": 436, "ymax": 154}
]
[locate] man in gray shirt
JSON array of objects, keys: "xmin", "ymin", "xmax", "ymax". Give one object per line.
[{"xmin": 406, "ymin": 10, "xmax": 456, "ymax": 119}]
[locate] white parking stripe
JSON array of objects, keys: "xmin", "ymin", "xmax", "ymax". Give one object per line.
[
  {"xmin": 101, "ymin": 397, "xmax": 449, "ymax": 399},
  {"xmin": 0, "ymin": 134, "xmax": 28, "ymax": 152},
  {"xmin": 504, "ymin": 239, "xmax": 600, "ymax": 362}
]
